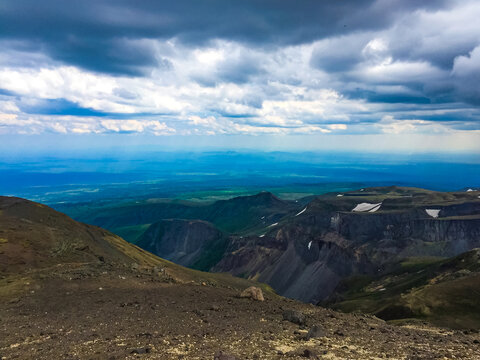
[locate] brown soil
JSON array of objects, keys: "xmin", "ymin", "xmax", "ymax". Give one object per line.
[{"xmin": 1, "ymin": 265, "xmax": 479, "ymax": 360}]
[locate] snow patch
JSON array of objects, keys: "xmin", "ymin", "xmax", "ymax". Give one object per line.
[
  {"xmin": 268, "ymin": 222, "xmax": 278, "ymax": 227},
  {"xmin": 259, "ymin": 234, "xmax": 265, "ymax": 238},
  {"xmin": 337, "ymin": 194, "xmax": 344, "ymax": 197},
  {"xmin": 352, "ymin": 203, "xmax": 381, "ymax": 212},
  {"xmin": 307, "ymin": 241, "xmax": 312, "ymax": 250},
  {"xmin": 295, "ymin": 207, "xmax": 307, "ymax": 216},
  {"xmin": 425, "ymin": 209, "xmax": 440, "ymax": 218},
  {"xmin": 261, "ymin": 216, "xmax": 265, "ymax": 219},
  {"xmin": 467, "ymin": 189, "xmax": 474, "ymax": 192}
]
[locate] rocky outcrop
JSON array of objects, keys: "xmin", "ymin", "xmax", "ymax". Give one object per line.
[
  {"xmin": 213, "ymin": 195, "xmax": 480, "ymax": 303},
  {"xmin": 214, "ymin": 224, "xmax": 375, "ymax": 303},
  {"xmin": 137, "ymin": 219, "xmax": 227, "ymax": 270},
  {"xmin": 239, "ymin": 286, "xmax": 264, "ymax": 301},
  {"xmin": 329, "ymin": 210, "xmax": 480, "ymax": 262}
]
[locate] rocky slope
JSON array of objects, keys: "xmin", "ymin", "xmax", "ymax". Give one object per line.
[
  {"xmin": 128, "ymin": 187, "xmax": 480, "ymax": 305},
  {"xmin": 0, "ymin": 196, "xmax": 162, "ymax": 274},
  {"xmin": 212, "ymin": 187, "xmax": 480, "ymax": 303},
  {"xmin": 2, "ymin": 196, "xmax": 480, "ymax": 359},
  {"xmin": 136, "ymin": 219, "xmax": 228, "ymax": 271}
]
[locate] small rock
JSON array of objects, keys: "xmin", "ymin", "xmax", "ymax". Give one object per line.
[
  {"xmin": 301, "ymin": 349, "xmax": 319, "ymax": 358},
  {"xmin": 137, "ymin": 332, "xmax": 152, "ymax": 338},
  {"xmin": 152, "ymin": 266, "xmax": 164, "ymax": 273},
  {"xmin": 305, "ymin": 325, "xmax": 326, "ymax": 340},
  {"xmin": 282, "ymin": 309, "xmax": 306, "ymax": 325},
  {"xmin": 210, "ymin": 305, "xmax": 220, "ymax": 311},
  {"xmin": 214, "ymin": 351, "xmax": 239, "ymax": 360},
  {"xmin": 287, "ymin": 348, "xmax": 319, "ymax": 359},
  {"xmin": 239, "ymin": 286, "xmax": 264, "ymax": 301},
  {"xmin": 130, "ymin": 347, "xmax": 150, "ymax": 354},
  {"xmin": 193, "ymin": 309, "xmax": 206, "ymax": 317}
]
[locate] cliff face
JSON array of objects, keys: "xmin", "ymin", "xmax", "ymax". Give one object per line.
[
  {"xmin": 213, "ymin": 224, "xmax": 375, "ymax": 303},
  {"xmin": 137, "ymin": 219, "xmax": 228, "ymax": 270},
  {"xmin": 330, "ymin": 211, "xmax": 480, "ymax": 262},
  {"xmin": 212, "ymin": 191, "xmax": 480, "ymax": 303}
]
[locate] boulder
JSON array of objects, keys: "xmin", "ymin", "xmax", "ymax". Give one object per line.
[
  {"xmin": 305, "ymin": 325, "xmax": 326, "ymax": 339},
  {"xmin": 282, "ymin": 309, "xmax": 306, "ymax": 325},
  {"xmin": 130, "ymin": 347, "xmax": 150, "ymax": 354},
  {"xmin": 239, "ymin": 286, "xmax": 264, "ymax": 301}
]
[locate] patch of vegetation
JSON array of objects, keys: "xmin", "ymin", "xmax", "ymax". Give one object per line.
[
  {"xmin": 329, "ymin": 250, "xmax": 480, "ymax": 328},
  {"xmin": 190, "ymin": 235, "xmax": 229, "ymax": 272},
  {"xmin": 399, "ymin": 256, "xmax": 445, "ymax": 271},
  {"xmin": 111, "ymin": 224, "xmax": 151, "ymax": 243}
]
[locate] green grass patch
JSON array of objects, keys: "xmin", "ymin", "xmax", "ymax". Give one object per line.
[{"xmin": 111, "ymin": 224, "xmax": 151, "ymax": 243}]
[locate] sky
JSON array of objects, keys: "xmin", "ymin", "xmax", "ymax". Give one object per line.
[{"xmin": 1, "ymin": 0, "xmax": 480, "ymax": 153}]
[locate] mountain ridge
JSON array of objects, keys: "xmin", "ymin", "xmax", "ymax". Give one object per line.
[{"xmin": 115, "ymin": 187, "xmax": 480, "ymax": 305}]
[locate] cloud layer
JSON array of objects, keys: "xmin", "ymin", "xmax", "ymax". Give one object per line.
[{"xmin": 0, "ymin": 0, "xmax": 479, "ymax": 149}]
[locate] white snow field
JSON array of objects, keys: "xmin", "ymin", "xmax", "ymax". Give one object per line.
[
  {"xmin": 352, "ymin": 203, "xmax": 382, "ymax": 212},
  {"xmin": 425, "ymin": 209, "xmax": 440, "ymax": 218},
  {"xmin": 295, "ymin": 207, "xmax": 307, "ymax": 216}
]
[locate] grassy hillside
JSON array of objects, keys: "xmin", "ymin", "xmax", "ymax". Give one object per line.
[
  {"xmin": 57, "ymin": 191, "xmax": 301, "ymax": 242},
  {"xmin": 0, "ymin": 196, "xmax": 275, "ymax": 299},
  {"xmin": 329, "ymin": 249, "xmax": 480, "ymax": 329}
]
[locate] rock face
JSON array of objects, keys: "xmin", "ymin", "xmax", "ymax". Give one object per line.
[
  {"xmin": 137, "ymin": 219, "xmax": 227, "ymax": 270},
  {"xmin": 213, "ymin": 188, "xmax": 480, "ymax": 303}
]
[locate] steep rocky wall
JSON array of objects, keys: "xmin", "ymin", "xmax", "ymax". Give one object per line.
[
  {"xmin": 137, "ymin": 219, "xmax": 225, "ymax": 267},
  {"xmin": 214, "ymin": 209, "xmax": 480, "ymax": 303}
]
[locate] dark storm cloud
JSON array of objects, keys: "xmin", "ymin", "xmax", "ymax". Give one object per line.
[
  {"xmin": 1, "ymin": 0, "xmax": 479, "ymax": 141},
  {"xmin": 347, "ymin": 90, "xmax": 432, "ymax": 104},
  {"xmin": 0, "ymin": 0, "xmax": 450, "ymax": 75}
]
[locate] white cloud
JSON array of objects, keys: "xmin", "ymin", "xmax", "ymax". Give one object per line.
[
  {"xmin": 377, "ymin": 115, "xmax": 451, "ymax": 134},
  {"xmin": 0, "ymin": 113, "xmax": 18, "ymax": 122},
  {"xmin": 0, "ymin": 1, "xmax": 480, "ymax": 143}
]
